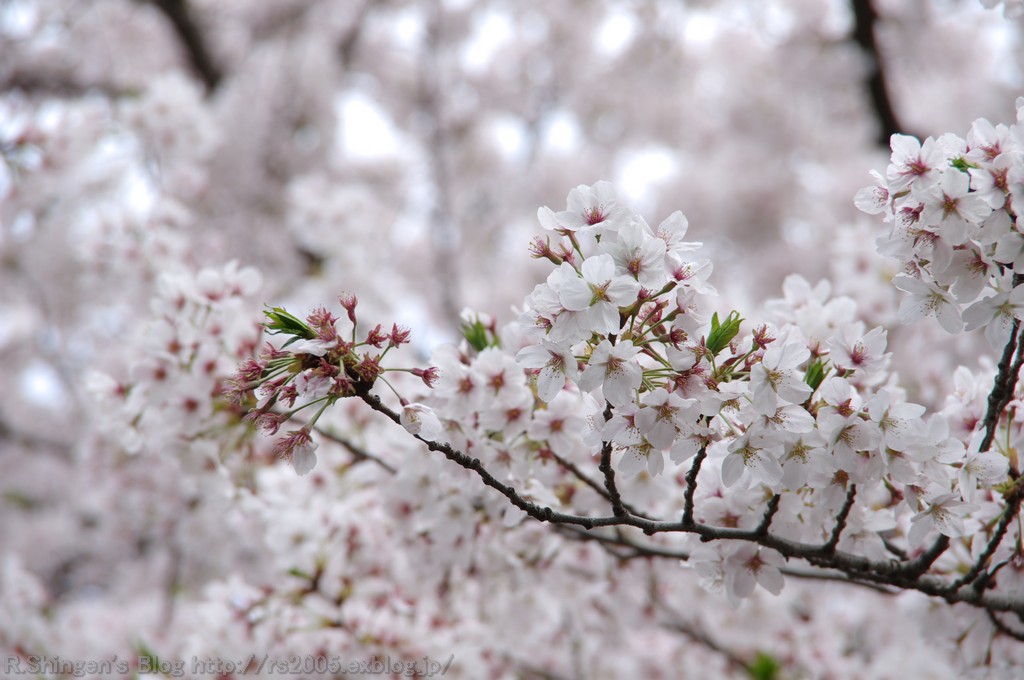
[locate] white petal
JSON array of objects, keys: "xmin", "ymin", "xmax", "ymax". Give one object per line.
[{"xmin": 292, "ymin": 443, "xmax": 318, "ymax": 476}]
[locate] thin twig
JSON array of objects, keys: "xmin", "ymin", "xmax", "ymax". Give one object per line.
[
  {"xmin": 950, "ymin": 483, "xmax": 1023, "ymax": 592},
  {"xmin": 681, "ymin": 446, "xmax": 708, "ymax": 528},
  {"xmin": 979, "ymin": 322, "xmax": 1023, "ymax": 454},
  {"xmin": 288, "ymin": 413, "xmax": 398, "ymax": 474},
  {"xmin": 557, "ymin": 524, "xmax": 896, "ymax": 593},
  {"xmin": 822, "ymin": 485, "xmax": 858, "ymax": 554},
  {"xmin": 989, "ymin": 610, "xmax": 1024, "ymax": 642},
  {"xmin": 598, "ymin": 403, "xmax": 628, "ymax": 518},
  {"xmin": 754, "ymin": 494, "xmax": 782, "ymax": 538},
  {"xmin": 898, "ymin": 536, "xmax": 950, "ymax": 579},
  {"xmin": 547, "ymin": 449, "xmax": 652, "ymax": 519}
]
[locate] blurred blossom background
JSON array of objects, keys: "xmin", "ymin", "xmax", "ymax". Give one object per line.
[{"xmin": 2, "ymin": 0, "xmax": 1024, "ymax": 678}]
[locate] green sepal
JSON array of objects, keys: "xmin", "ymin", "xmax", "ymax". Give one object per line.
[
  {"xmin": 950, "ymin": 156, "xmax": 977, "ymax": 173},
  {"xmin": 746, "ymin": 651, "xmax": 782, "ymax": 680},
  {"xmin": 263, "ymin": 306, "xmax": 315, "ymax": 346},
  {"xmin": 706, "ymin": 310, "xmax": 743, "ymax": 356},
  {"xmin": 461, "ymin": 318, "xmax": 500, "ymax": 351},
  {"xmin": 804, "ymin": 358, "xmax": 829, "ymax": 391}
]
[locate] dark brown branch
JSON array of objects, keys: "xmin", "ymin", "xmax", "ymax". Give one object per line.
[
  {"xmin": 979, "ymin": 321, "xmax": 1023, "ymax": 454},
  {"xmin": 149, "ymin": 0, "xmax": 222, "ymax": 92},
  {"xmin": 822, "ymin": 485, "xmax": 858, "ymax": 554},
  {"xmin": 555, "ymin": 524, "xmax": 690, "ymax": 561},
  {"xmin": 850, "ymin": 0, "xmax": 904, "ymax": 146},
  {"xmin": 950, "ymin": 482, "xmax": 1023, "ymax": 592},
  {"xmin": 898, "ymin": 535, "xmax": 950, "ymax": 579},
  {"xmin": 598, "ymin": 404, "xmax": 628, "ymax": 518},
  {"xmin": 973, "ymin": 557, "xmax": 1013, "ymax": 595},
  {"xmin": 354, "ymin": 389, "xmax": 1024, "ymax": 616},
  {"xmin": 558, "ymin": 524, "xmax": 896, "ymax": 593},
  {"xmin": 754, "ymin": 494, "xmax": 782, "ymax": 538},
  {"xmin": 989, "ymin": 610, "xmax": 1024, "ymax": 642},
  {"xmin": 681, "ymin": 446, "xmax": 708, "ymax": 528},
  {"xmin": 547, "ymin": 449, "xmax": 652, "ymax": 519},
  {"xmin": 882, "ymin": 536, "xmax": 909, "ymax": 561}
]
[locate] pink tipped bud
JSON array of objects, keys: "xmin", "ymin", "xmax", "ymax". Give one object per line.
[
  {"xmin": 306, "ymin": 305, "xmax": 337, "ymax": 328},
  {"xmin": 307, "ymin": 306, "xmax": 339, "ymax": 342},
  {"xmin": 339, "ymin": 292, "xmax": 358, "ymax": 325},
  {"xmin": 412, "ymin": 366, "xmax": 441, "ymax": 388},
  {"xmin": 273, "ymin": 428, "xmax": 318, "ymax": 475},
  {"xmin": 390, "ymin": 323, "xmax": 411, "ymax": 347},
  {"xmin": 260, "ymin": 342, "xmax": 288, "ymax": 361},
  {"xmin": 236, "ymin": 357, "xmax": 266, "ymax": 383},
  {"xmin": 529, "ymin": 236, "xmax": 563, "ymax": 264},
  {"xmin": 667, "ymin": 327, "xmax": 687, "ymax": 347},
  {"xmin": 752, "ymin": 325, "xmax": 776, "ymax": 350},
  {"xmin": 354, "ymin": 355, "xmax": 383, "ymax": 383},
  {"xmin": 243, "ymin": 409, "xmax": 283, "ymax": 435},
  {"xmin": 366, "ymin": 324, "xmax": 388, "ymax": 348}
]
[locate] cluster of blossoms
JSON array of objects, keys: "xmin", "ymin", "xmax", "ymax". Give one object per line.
[
  {"xmin": 225, "ymin": 295, "xmax": 433, "ymax": 475},
  {"xmin": 12, "ymin": 2, "xmax": 1024, "ymax": 677},
  {"xmin": 527, "ymin": 184, "xmax": 1012, "ymax": 593},
  {"xmin": 249, "ymin": 176, "xmax": 1021, "ymax": 614},
  {"xmin": 858, "ymin": 97, "xmax": 1024, "ymax": 348},
  {"xmin": 88, "ymin": 260, "xmax": 264, "ymax": 459}
]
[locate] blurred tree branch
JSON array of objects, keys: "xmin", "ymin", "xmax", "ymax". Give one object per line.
[
  {"xmin": 149, "ymin": 0, "xmax": 222, "ymax": 92},
  {"xmin": 850, "ymin": 0, "xmax": 903, "ymax": 146}
]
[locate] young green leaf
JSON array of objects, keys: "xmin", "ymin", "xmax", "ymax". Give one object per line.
[
  {"xmin": 263, "ymin": 306, "xmax": 316, "ymax": 343},
  {"xmin": 706, "ymin": 310, "xmax": 743, "ymax": 356},
  {"xmin": 461, "ymin": 318, "xmax": 491, "ymax": 352},
  {"xmin": 804, "ymin": 358, "xmax": 829, "ymax": 392}
]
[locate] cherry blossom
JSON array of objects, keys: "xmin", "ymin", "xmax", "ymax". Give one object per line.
[
  {"xmin": 515, "ymin": 339, "xmax": 579, "ymax": 403},
  {"xmin": 577, "ymin": 339, "xmax": 642, "ymax": 408},
  {"xmin": 886, "ymin": 134, "xmax": 945, "ymax": 192},
  {"xmin": 10, "ymin": 3, "xmax": 1024, "ymax": 678},
  {"xmin": 553, "ymin": 181, "xmax": 630, "ymax": 237},
  {"xmin": 748, "ymin": 343, "xmax": 813, "ymax": 416},
  {"xmin": 400, "ymin": 403, "xmax": 443, "ymax": 440},
  {"xmin": 720, "ymin": 431, "xmax": 785, "ymax": 488},
  {"xmin": 555, "ymin": 255, "xmax": 641, "ymax": 336},
  {"xmin": 826, "ymin": 325, "xmax": 889, "ymax": 374},
  {"xmin": 908, "ymin": 493, "xmax": 974, "ymax": 548},
  {"xmin": 892, "ymin": 275, "xmax": 964, "ymax": 333},
  {"xmin": 273, "ymin": 428, "xmax": 318, "ymax": 476},
  {"xmin": 723, "ymin": 544, "xmax": 786, "ymax": 605},
  {"xmin": 957, "ymin": 448, "xmax": 1009, "ymax": 502},
  {"xmin": 962, "ymin": 284, "xmax": 1024, "ymax": 347}
]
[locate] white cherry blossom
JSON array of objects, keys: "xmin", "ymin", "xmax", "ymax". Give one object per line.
[
  {"xmin": 578, "ymin": 339, "xmax": 642, "ymax": 408},
  {"xmin": 516, "ymin": 339, "xmax": 579, "ymax": 402},
  {"xmin": 556, "ymin": 255, "xmax": 641, "ymax": 336},
  {"xmin": 748, "ymin": 342, "xmax": 812, "ymax": 415},
  {"xmin": 892, "ymin": 275, "xmax": 963, "ymax": 333}
]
